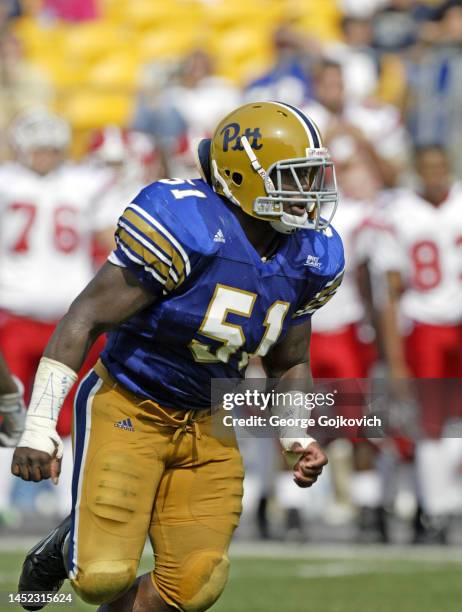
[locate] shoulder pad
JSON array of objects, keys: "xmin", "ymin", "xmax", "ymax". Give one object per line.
[
  {"xmin": 113, "ymin": 178, "xmax": 221, "ymax": 294},
  {"xmin": 132, "ymin": 178, "xmax": 221, "ymax": 257}
]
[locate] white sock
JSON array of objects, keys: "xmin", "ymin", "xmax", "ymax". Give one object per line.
[{"xmin": 351, "ymin": 470, "xmax": 382, "ymax": 508}]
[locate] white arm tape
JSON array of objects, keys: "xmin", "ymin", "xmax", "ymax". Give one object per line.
[
  {"xmin": 279, "ymin": 436, "xmax": 317, "ymax": 453},
  {"xmin": 17, "ymin": 357, "xmax": 77, "ymax": 457},
  {"xmin": 273, "ymin": 390, "xmax": 317, "ymax": 466},
  {"xmin": 280, "ymin": 437, "xmax": 317, "ymax": 469},
  {"xmin": 27, "ymin": 357, "xmax": 77, "ymax": 423}
]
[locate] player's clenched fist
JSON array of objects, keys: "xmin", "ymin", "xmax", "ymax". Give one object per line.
[
  {"xmin": 11, "ymin": 445, "xmax": 62, "ymax": 484},
  {"xmin": 10, "ymin": 357, "xmax": 75, "ymax": 485},
  {"xmin": 290, "ymin": 441, "xmax": 328, "ymax": 488}
]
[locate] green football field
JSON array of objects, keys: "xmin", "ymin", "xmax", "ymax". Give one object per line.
[{"xmin": 1, "ymin": 544, "xmax": 461, "ymax": 612}]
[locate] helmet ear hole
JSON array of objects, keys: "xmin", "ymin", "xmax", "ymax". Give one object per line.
[
  {"xmin": 232, "ymin": 172, "xmax": 243, "ymax": 186},
  {"xmin": 224, "ymin": 168, "xmax": 230, "ymax": 177}
]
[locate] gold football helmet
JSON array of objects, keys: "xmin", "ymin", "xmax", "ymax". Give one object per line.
[{"xmin": 200, "ymin": 101, "xmax": 338, "ymax": 234}]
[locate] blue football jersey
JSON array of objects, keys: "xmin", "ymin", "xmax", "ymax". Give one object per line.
[{"xmin": 101, "ymin": 178, "xmax": 344, "ymax": 409}]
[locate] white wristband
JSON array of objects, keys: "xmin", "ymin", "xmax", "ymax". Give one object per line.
[
  {"xmin": 17, "ymin": 425, "xmax": 65, "ymax": 458},
  {"xmin": 27, "ymin": 357, "xmax": 77, "ymax": 423},
  {"xmin": 279, "ymin": 436, "xmax": 317, "ymax": 453},
  {"xmin": 272, "ymin": 390, "xmax": 317, "ymax": 468},
  {"xmin": 16, "ymin": 358, "xmax": 77, "ymax": 457},
  {"xmin": 280, "ymin": 437, "xmax": 317, "ymax": 469}
]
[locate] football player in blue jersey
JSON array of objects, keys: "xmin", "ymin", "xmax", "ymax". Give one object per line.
[{"xmin": 11, "ymin": 102, "xmax": 344, "ymax": 612}]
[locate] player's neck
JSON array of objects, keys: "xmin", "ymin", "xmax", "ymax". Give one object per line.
[
  {"xmin": 421, "ymin": 186, "xmax": 450, "ymax": 207},
  {"xmin": 228, "ymin": 204, "xmax": 282, "ymax": 258}
]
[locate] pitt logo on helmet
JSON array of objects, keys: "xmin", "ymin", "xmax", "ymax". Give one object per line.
[
  {"xmin": 220, "ymin": 123, "xmax": 262, "ymax": 152},
  {"xmin": 208, "ymin": 101, "xmax": 338, "ymax": 234}
]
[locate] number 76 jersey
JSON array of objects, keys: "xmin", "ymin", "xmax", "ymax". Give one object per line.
[
  {"xmin": 102, "ymin": 178, "xmax": 344, "ymax": 409},
  {"xmin": 0, "ymin": 162, "xmax": 109, "ymax": 320}
]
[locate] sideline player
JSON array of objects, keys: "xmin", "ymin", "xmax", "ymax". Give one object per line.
[
  {"xmin": 11, "ymin": 102, "xmax": 344, "ymax": 611},
  {"xmin": 309, "ymin": 147, "xmax": 384, "ymax": 538},
  {"xmin": 85, "ymin": 126, "xmax": 163, "ymax": 264},
  {"xmin": 0, "ymin": 351, "xmax": 25, "ymax": 522},
  {"xmin": 0, "ymin": 350, "xmax": 25, "ymax": 447},
  {"xmin": 375, "ymin": 145, "xmax": 462, "ymax": 541},
  {"xmin": 0, "ymin": 108, "xmax": 110, "ymax": 438}
]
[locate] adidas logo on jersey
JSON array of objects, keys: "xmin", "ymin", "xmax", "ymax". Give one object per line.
[
  {"xmin": 304, "ymin": 254, "xmax": 322, "ymax": 269},
  {"xmin": 114, "ymin": 418, "xmax": 135, "ymax": 432},
  {"xmin": 213, "ymin": 229, "xmax": 226, "ymax": 243}
]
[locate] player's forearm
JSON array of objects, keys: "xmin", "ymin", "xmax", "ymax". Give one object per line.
[
  {"xmin": 357, "ymin": 262, "xmax": 386, "ymax": 361},
  {"xmin": 43, "ymin": 263, "xmax": 157, "ymax": 373},
  {"xmin": 381, "ymin": 296, "xmax": 407, "ymax": 374},
  {"xmin": 263, "ymin": 346, "xmax": 312, "ymax": 381},
  {"xmin": 268, "ymin": 360, "xmax": 317, "ymax": 464},
  {"xmin": 381, "ymin": 272, "xmax": 408, "ymax": 374},
  {"xmin": 16, "ymin": 305, "xmax": 103, "ymax": 455},
  {"xmin": 280, "ymin": 360, "xmax": 312, "ymax": 384},
  {"xmin": 44, "ymin": 307, "xmax": 104, "ymax": 373}
]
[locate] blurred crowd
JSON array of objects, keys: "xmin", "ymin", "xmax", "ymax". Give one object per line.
[{"xmin": 0, "ymin": 0, "xmax": 462, "ymax": 546}]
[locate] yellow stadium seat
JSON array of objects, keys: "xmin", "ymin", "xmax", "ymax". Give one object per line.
[
  {"xmin": 63, "ymin": 22, "xmax": 132, "ymax": 64},
  {"xmin": 35, "ymin": 57, "xmax": 88, "ymax": 88},
  {"xmin": 292, "ymin": 0, "xmax": 342, "ymax": 40},
  {"xmin": 298, "ymin": 18, "xmax": 341, "ymax": 41},
  {"xmin": 138, "ymin": 27, "xmax": 200, "ymax": 61},
  {"xmin": 205, "ymin": 0, "xmax": 279, "ymax": 30},
  {"xmin": 13, "ymin": 17, "xmax": 64, "ymax": 58},
  {"xmin": 121, "ymin": 1, "xmax": 196, "ymax": 30},
  {"xmin": 62, "ymin": 92, "xmax": 134, "ymax": 130},
  {"xmin": 99, "ymin": 0, "xmax": 127, "ymax": 21},
  {"xmin": 211, "ymin": 26, "xmax": 272, "ymax": 85},
  {"xmin": 101, "ymin": 0, "xmax": 203, "ymax": 28},
  {"xmin": 85, "ymin": 55, "xmax": 140, "ymax": 91},
  {"xmin": 217, "ymin": 54, "xmax": 272, "ymax": 86},
  {"xmin": 376, "ymin": 54, "xmax": 407, "ymax": 107},
  {"xmin": 210, "ymin": 27, "xmax": 271, "ymax": 64}
]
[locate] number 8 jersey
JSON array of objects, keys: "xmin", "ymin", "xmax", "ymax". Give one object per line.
[
  {"xmin": 103, "ymin": 178, "xmax": 344, "ymax": 409},
  {"xmin": 371, "ymin": 183, "xmax": 462, "ymax": 325}
]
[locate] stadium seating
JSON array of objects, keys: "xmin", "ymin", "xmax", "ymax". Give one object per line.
[
  {"xmin": 62, "ymin": 90, "xmax": 133, "ymax": 130},
  {"xmin": 11, "ymin": 0, "xmax": 342, "ymax": 132}
]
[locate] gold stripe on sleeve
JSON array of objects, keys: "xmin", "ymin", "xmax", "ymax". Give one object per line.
[{"xmin": 123, "ymin": 208, "xmax": 186, "ymax": 283}]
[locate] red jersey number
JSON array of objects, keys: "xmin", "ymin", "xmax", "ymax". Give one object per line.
[
  {"xmin": 411, "ymin": 240, "xmax": 441, "ymax": 290},
  {"xmin": 8, "ymin": 203, "xmax": 80, "ymax": 255},
  {"xmin": 53, "ymin": 206, "xmax": 80, "ymax": 253},
  {"xmin": 412, "ymin": 238, "xmax": 462, "ymax": 289},
  {"xmin": 8, "ymin": 202, "xmax": 37, "ymax": 253}
]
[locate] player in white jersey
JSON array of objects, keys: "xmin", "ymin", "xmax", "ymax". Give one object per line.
[
  {"xmin": 309, "ymin": 146, "xmax": 389, "ymax": 540},
  {"xmin": 374, "ymin": 145, "xmax": 462, "ymax": 542},
  {"xmin": 311, "ymin": 196, "xmax": 371, "ymax": 378},
  {"xmin": 0, "ymin": 108, "xmax": 109, "ymax": 439},
  {"xmin": 0, "ymin": 350, "xmax": 25, "ymax": 447},
  {"xmin": 374, "ymin": 145, "xmax": 462, "ymax": 381},
  {"xmin": 310, "ymin": 137, "xmax": 382, "ymax": 379},
  {"xmin": 0, "ymin": 350, "xmax": 25, "ymax": 523}
]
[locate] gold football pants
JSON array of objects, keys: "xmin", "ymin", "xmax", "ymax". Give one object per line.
[{"xmin": 68, "ymin": 361, "xmax": 244, "ymax": 611}]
